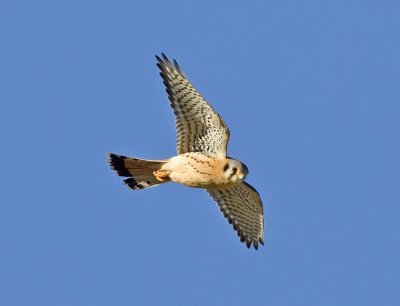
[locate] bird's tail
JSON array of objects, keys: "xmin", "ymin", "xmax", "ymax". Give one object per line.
[{"xmin": 108, "ymin": 153, "xmax": 169, "ymax": 190}]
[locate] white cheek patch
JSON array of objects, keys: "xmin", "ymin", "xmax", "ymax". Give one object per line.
[
  {"xmin": 231, "ymin": 175, "xmax": 239, "ymax": 183},
  {"xmin": 224, "ymin": 169, "xmax": 234, "ymax": 181}
]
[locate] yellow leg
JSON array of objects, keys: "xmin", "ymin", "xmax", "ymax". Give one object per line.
[{"xmin": 153, "ymin": 170, "xmax": 171, "ymax": 182}]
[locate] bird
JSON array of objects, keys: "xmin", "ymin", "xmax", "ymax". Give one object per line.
[{"xmin": 107, "ymin": 53, "xmax": 264, "ymax": 249}]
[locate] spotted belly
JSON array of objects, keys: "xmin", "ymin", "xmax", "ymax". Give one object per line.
[{"xmin": 162, "ymin": 153, "xmax": 233, "ymax": 189}]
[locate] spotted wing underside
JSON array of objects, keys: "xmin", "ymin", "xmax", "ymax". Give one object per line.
[
  {"xmin": 156, "ymin": 53, "xmax": 230, "ymax": 157},
  {"xmin": 207, "ymin": 182, "xmax": 264, "ymax": 249}
]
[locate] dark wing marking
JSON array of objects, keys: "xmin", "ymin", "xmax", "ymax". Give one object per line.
[
  {"xmin": 207, "ymin": 182, "xmax": 264, "ymax": 249},
  {"xmin": 156, "ymin": 53, "xmax": 230, "ymax": 157}
]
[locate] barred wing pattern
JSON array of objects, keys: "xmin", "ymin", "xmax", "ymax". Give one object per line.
[
  {"xmin": 207, "ymin": 182, "xmax": 264, "ymax": 249},
  {"xmin": 156, "ymin": 54, "xmax": 230, "ymax": 157}
]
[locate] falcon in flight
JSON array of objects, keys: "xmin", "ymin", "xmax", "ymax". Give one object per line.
[{"xmin": 108, "ymin": 54, "xmax": 264, "ymax": 249}]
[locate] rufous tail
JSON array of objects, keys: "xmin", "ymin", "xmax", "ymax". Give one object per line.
[{"xmin": 108, "ymin": 153, "xmax": 169, "ymax": 190}]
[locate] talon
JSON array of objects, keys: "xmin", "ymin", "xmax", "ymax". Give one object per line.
[{"xmin": 153, "ymin": 170, "xmax": 171, "ymax": 182}]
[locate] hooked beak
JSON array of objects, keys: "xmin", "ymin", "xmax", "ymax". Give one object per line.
[{"xmin": 237, "ymin": 170, "xmax": 244, "ymax": 179}]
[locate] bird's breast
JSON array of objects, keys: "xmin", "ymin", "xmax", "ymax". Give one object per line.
[{"xmin": 162, "ymin": 153, "xmax": 234, "ymax": 189}]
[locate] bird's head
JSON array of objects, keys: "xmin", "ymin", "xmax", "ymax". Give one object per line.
[{"xmin": 224, "ymin": 158, "xmax": 249, "ymax": 183}]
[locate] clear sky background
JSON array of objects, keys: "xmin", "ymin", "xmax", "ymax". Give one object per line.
[{"xmin": 1, "ymin": 1, "xmax": 399, "ymax": 305}]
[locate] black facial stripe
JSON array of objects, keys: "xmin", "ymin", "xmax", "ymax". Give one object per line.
[{"xmin": 223, "ymin": 164, "xmax": 229, "ymax": 172}]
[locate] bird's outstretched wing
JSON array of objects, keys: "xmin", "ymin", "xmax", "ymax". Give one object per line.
[
  {"xmin": 156, "ymin": 53, "xmax": 230, "ymax": 157},
  {"xmin": 207, "ymin": 182, "xmax": 264, "ymax": 249}
]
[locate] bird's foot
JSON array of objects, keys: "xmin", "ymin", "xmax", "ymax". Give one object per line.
[{"xmin": 153, "ymin": 170, "xmax": 171, "ymax": 182}]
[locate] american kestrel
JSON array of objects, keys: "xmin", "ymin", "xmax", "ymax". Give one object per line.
[{"xmin": 108, "ymin": 54, "xmax": 264, "ymax": 249}]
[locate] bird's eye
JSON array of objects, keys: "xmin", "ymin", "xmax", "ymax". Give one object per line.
[{"xmin": 232, "ymin": 167, "xmax": 237, "ymax": 174}]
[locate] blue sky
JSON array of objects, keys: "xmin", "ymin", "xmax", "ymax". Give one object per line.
[{"xmin": 1, "ymin": 1, "xmax": 399, "ymax": 305}]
